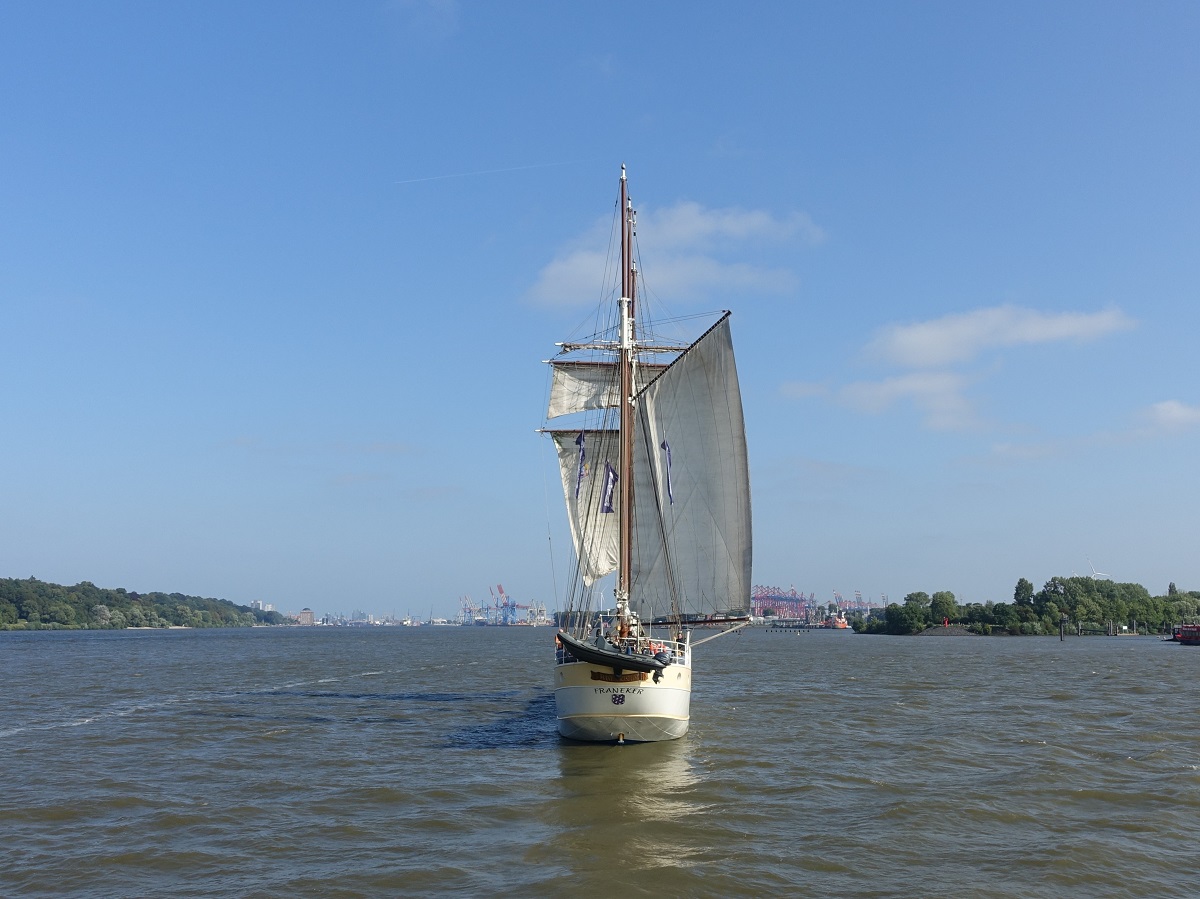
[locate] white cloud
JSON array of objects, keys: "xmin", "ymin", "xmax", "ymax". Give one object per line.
[
  {"xmin": 525, "ymin": 248, "xmax": 612, "ymax": 307},
  {"xmin": 799, "ymin": 303, "xmax": 1139, "ymax": 433},
  {"xmin": 840, "ymin": 371, "xmax": 976, "ymax": 431},
  {"xmin": 637, "ymin": 254, "xmax": 797, "ymax": 299},
  {"xmin": 639, "ymin": 202, "xmax": 824, "ymax": 251},
  {"xmin": 986, "ymin": 401, "xmax": 1200, "ymax": 460},
  {"xmin": 526, "ymin": 201, "xmax": 820, "ymax": 306},
  {"xmin": 866, "ymin": 305, "xmax": 1136, "ymax": 369},
  {"xmin": 1144, "ymin": 400, "xmax": 1200, "ymax": 431}
]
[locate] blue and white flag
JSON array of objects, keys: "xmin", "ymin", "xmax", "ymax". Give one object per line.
[
  {"xmin": 601, "ymin": 461, "xmax": 618, "ymax": 513},
  {"xmin": 574, "ymin": 432, "xmax": 586, "ymax": 498},
  {"xmin": 660, "ymin": 439, "xmax": 674, "ymax": 504}
]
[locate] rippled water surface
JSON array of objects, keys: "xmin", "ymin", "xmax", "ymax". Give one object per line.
[{"xmin": 3, "ymin": 627, "xmax": 1198, "ymax": 897}]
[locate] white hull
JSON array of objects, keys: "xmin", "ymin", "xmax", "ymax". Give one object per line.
[{"xmin": 553, "ymin": 659, "xmax": 692, "ymax": 742}]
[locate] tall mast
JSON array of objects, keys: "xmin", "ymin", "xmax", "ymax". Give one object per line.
[{"xmin": 617, "ymin": 165, "xmax": 635, "ymax": 607}]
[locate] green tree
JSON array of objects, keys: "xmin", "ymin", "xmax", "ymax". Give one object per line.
[
  {"xmin": 930, "ymin": 591, "xmax": 958, "ymax": 623},
  {"xmin": 1170, "ymin": 595, "xmax": 1199, "ymax": 621},
  {"xmin": 47, "ymin": 602, "xmax": 76, "ymax": 625},
  {"xmin": 1075, "ymin": 596, "xmax": 1102, "ymax": 626},
  {"xmin": 903, "ymin": 593, "xmax": 930, "ymax": 623},
  {"xmin": 885, "ymin": 593, "xmax": 931, "ymax": 634},
  {"xmin": 989, "ymin": 601, "xmax": 1019, "ymax": 634},
  {"xmin": 883, "ymin": 603, "xmax": 922, "ymax": 635},
  {"xmin": 1014, "ymin": 578, "xmax": 1034, "ymax": 607}
]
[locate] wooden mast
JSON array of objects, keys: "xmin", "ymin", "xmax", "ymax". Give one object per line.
[{"xmin": 617, "ymin": 166, "xmax": 634, "ymax": 610}]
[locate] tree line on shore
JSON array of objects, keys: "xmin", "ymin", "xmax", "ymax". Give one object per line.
[
  {"xmin": 0, "ymin": 577, "xmax": 288, "ymax": 630},
  {"xmin": 852, "ymin": 577, "xmax": 1199, "ymax": 636}
]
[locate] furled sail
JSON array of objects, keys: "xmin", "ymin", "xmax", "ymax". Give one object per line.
[
  {"xmin": 549, "ymin": 428, "xmax": 621, "ymax": 585},
  {"xmin": 630, "ymin": 314, "xmax": 751, "ymax": 618},
  {"xmin": 546, "ymin": 360, "xmax": 667, "ymax": 419}
]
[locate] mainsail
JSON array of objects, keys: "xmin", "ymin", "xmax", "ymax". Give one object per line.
[{"xmin": 631, "ymin": 314, "xmax": 751, "ymax": 619}]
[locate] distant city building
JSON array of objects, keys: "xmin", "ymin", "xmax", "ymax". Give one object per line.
[{"xmin": 298, "ymin": 608, "xmax": 315, "ymax": 626}]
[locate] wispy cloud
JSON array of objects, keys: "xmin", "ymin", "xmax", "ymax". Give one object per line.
[
  {"xmin": 986, "ymin": 401, "xmax": 1200, "ymax": 462},
  {"xmin": 840, "ymin": 372, "xmax": 976, "ymax": 432},
  {"xmin": 641, "ymin": 202, "xmax": 824, "ymax": 251},
  {"xmin": 526, "ymin": 201, "xmax": 821, "ymax": 306},
  {"xmin": 1143, "ymin": 400, "xmax": 1200, "ymax": 432},
  {"xmin": 866, "ymin": 305, "xmax": 1135, "ymax": 369},
  {"xmin": 786, "ymin": 303, "xmax": 1137, "ymax": 433}
]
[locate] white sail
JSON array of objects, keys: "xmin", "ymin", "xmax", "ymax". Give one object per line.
[
  {"xmin": 631, "ymin": 315, "xmax": 751, "ymax": 618},
  {"xmin": 547, "ymin": 360, "xmax": 667, "ymax": 419},
  {"xmin": 550, "ymin": 428, "xmax": 621, "ymax": 584}
]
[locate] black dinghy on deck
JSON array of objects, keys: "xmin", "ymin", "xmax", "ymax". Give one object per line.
[{"xmin": 556, "ymin": 630, "xmax": 670, "ymax": 675}]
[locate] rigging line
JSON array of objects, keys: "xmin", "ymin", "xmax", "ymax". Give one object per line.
[
  {"xmin": 555, "ymin": 197, "xmax": 623, "ymax": 353},
  {"xmin": 630, "ymin": 229, "xmax": 686, "ymax": 343},
  {"xmin": 557, "ymin": 203, "xmax": 621, "ymax": 350},
  {"xmin": 598, "ymin": 195, "xmax": 621, "ymax": 332},
  {"xmin": 539, "ymin": 433, "xmax": 562, "ymax": 617}
]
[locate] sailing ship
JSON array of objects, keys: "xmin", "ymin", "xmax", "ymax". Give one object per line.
[{"xmin": 541, "ymin": 166, "xmax": 752, "ymax": 743}]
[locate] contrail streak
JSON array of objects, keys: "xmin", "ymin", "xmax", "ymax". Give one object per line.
[{"xmin": 393, "ymin": 160, "xmax": 584, "ymax": 185}]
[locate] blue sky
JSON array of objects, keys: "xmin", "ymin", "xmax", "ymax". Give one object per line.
[{"xmin": 3, "ymin": 1, "xmax": 1198, "ymax": 619}]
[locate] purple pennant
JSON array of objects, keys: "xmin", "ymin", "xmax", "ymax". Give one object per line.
[
  {"xmin": 601, "ymin": 461, "xmax": 618, "ymax": 513},
  {"xmin": 575, "ymin": 432, "xmax": 586, "ymax": 499},
  {"xmin": 660, "ymin": 439, "xmax": 673, "ymax": 504}
]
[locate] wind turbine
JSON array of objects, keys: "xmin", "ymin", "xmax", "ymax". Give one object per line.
[{"xmin": 1088, "ymin": 558, "xmax": 1110, "ymax": 580}]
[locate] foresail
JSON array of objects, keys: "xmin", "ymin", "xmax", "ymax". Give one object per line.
[
  {"xmin": 547, "ymin": 362, "xmax": 617, "ymax": 419},
  {"xmin": 550, "ymin": 429, "xmax": 621, "ymax": 585},
  {"xmin": 546, "ymin": 361, "xmax": 667, "ymax": 419},
  {"xmin": 631, "ymin": 315, "xmax": 752, "ymax": 618}
]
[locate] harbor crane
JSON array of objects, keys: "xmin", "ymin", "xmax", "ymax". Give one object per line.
[{"xmin": 493, "ymin": 584, "xmax": 529, "ymax": 626}]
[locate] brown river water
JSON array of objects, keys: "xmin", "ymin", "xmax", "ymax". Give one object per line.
[{"xmin": 2, "ymin": 626, "xmax": 1197, "ymax": 897}]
